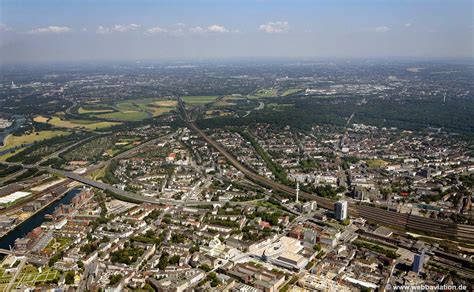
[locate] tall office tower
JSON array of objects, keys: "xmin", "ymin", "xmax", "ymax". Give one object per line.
[
  {"xmin": 412, "ymin": 252, "xmax": 424, "ymax": 274},
  {"xmin": 334, "ymin": 200, "xmax": 348, "ymax": 221}
]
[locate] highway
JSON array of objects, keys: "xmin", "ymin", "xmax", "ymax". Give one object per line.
[{"xmin": 45, "ymin": 168, "xmax": 160, "ymax": 204}]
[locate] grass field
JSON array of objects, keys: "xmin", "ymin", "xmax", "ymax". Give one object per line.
[
  {"xmin": 153, "ymin": 100, "xmax": 178, "ymax": 107},
  {"xmin": 78, "ymin": 107, "xmax": 115, "ymax": 114},
  {"xmin": 115, "ymin": 98, "xmax": 175, "ymax": 116},
  {"xmin": 0, "ymin": 130, "xmax": 70, "ymax": 152},
  {"xmin": 182, "ymin": 95, "xmax": 219, "ymax": 105},
  {"xmin": 281, "ymin": 88, "xmax": 303, "ymax": 96},
  {"xmin": 365, "ymin": 159, "xmax": 388, "ymax": 168},
  {"xmin": 267, "ymin": 103, "xmax": 294, "ymax": 110},
  {"xmin": 149, "ymin": 107, "xmax": 174, "ymax": 116},
  {"xmin": 213, "ymin": 95, "xmax": 248, "ymax": 107},
  {"xmin": 93, "ymin": 110, "xmax": 149, "ymax": 121},
  {"xmin": 0, "ymin": 148, "xmax": 25, "ymax": 162},
  {"xmin": 255, "ymin": 88, "xmax": 278, "ymax": 97},
  {"xmin": 34, "ymin": 116, "xmax": 120, "ymax": 129},
  {"xmin": 82, "ymin": 98, "xmax": 176, "ymax": 121}
]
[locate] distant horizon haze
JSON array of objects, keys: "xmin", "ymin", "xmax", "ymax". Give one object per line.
[{"xmin": 0, "ymin": 0, "xmax": 472, "ymax": 64}]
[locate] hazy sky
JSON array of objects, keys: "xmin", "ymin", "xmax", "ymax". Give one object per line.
[{"xmin": 0, "ymin": 0, "xmax": 473, "ymax": 63}]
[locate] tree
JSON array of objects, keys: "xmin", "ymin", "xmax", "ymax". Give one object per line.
[
  {"xmin": 169, "ymin": 255, "xmax": 180, "ymax": 265},
  {"xmin": 199, "ymin": 264, "xmax": 211, "ymax": 272},
  {"xmin": 313, "ymin": 244, "xmax": 321, "ymax": 252},
  {"xmin": 109, "ymin": 274, "xmax": 123, "ymax": 285},
  {"xmin": 158, "ymin": 253, "xmax": 169, "ymax": 270},
  {"xmin": 77, "ymin": 260, "xmax": 84, "ymax": 269},
  {"xmin": 189, "ymin": 245, "xmax": 199, "ymax": 253},
  {"xmin": 65, "ymin": 271, "xmax": 75, "ymax": 285},
  {"xmin": 208, "ymin": 272, "xmax": 220, "ymax": 287}
]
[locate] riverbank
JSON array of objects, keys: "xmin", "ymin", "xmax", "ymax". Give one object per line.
[
  {"xmin": 0, "ymin": 187, "xmax": 81, "ymax": 250},
  {"xmin": 0, "ymin": 116, "xmax": 26, "ymax": 149}
]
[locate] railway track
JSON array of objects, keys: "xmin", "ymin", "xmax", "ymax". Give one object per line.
[{"xmin": 179, "ymin": 98, "xmax": 474, "ymax": 242}]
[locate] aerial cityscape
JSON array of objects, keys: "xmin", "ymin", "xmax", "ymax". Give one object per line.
[{"xmin": 0, "ymin": 0, "xmax": 473, "ymax": 291}]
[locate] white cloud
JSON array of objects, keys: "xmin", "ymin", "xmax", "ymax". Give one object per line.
[
  {"xmin": 374, "ymin": 26, "xmax": 390, "ymax": 33},
  {"xmin": 190, "ymin": 26, "xmax": 205, "ymax": 33},
  {"xmin": 405, "ymin": 23, "xmax": 412, "ymax": 27},
  {"xmin": 96, "ymin": 26, "xmax": 110, "ymax": 34},
  {"xmin": 189, "ymin": 25, "xmax": 231, "ymax": 34},
  {"xmin": 29, "ymin": 26, "xmax": 71, "ymax": 34},
  {"xmin": 170, "ymin": 28, "xmax": 185, "ymax": 36},
  {"xmin": 258, "ymin": 21, "xmax": 289, "ymax": 33},
  {"xmin": 113, "ymin": 23, "xmax": 140, "ymax": 32},
  {"xmin": 0, "ymin": 23, "xmax": 12, "ymax": 32},
  {"xmin": 207, "ymin": 25, "xmax": 229, "ymax": 33},
  {"xmin": 96, "ymin": 24, "xmax": 140, "ymax": 34},
  {"xmin": 147, "ymin": 26, "xmax": 167, "ymax": 34}
]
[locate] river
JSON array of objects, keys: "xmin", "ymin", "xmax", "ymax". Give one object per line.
[
  {"xmin": 0, "ymin": 115, "xmax": 26, "ymax": 155},
  {"xmin": 0, "ymin": 188, "xmax": 81, "ymax": 250}
]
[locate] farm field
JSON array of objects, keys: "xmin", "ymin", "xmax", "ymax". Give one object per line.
[
  {"xmin": 34, "ymin": 116, "xmax": 120, "ymax": 130},
  {"xmin": 0, "ymin": 131, "xmax": 70, "ymax": 152}
]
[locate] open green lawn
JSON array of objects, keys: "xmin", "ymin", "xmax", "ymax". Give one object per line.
[
  {"xmin": 181, "ymin": 95, "xmax": 219, "ymax": 105},
  {"xmin": 0, "ymin": 130, "xmax": 70, "ymax": 152}
]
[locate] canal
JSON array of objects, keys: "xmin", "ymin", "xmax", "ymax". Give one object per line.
[{"xmin": 0, "ymin": 188, "xmax": 81, "ymax": 250}]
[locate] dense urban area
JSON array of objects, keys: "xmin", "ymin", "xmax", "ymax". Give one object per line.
[{"xmin": 0, "ymin": 60, "xmax": 472, "ymax": 291}]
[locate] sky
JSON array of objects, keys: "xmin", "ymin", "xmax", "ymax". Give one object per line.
[{"xmin": 0, "ymin": 0, "xmax": 473, "ymax": 63}]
